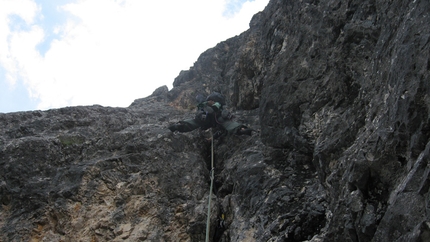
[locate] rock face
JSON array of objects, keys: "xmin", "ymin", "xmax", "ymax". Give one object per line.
[{"xmin": 1, "ymin": 0, "xmax": 430, "ymax": 241}]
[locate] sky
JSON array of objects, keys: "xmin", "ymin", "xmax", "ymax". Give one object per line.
[{"xmin": 0, "ymin": 0, "xmax": 269, "ymax": 113}]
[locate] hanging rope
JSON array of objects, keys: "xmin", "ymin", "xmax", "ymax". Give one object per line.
[{"xmin": 205, "ymin": 130, "xmax": 215, "ymax": 242}]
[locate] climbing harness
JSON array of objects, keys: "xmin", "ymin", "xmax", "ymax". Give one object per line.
[{"xmin": 205, "ymin": 130, "xmax": 215, "ymax": 242}]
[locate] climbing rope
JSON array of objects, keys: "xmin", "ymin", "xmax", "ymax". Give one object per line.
[{"xmin": 205, "ymin": 130, "xmax": 215, "ymax": 242}]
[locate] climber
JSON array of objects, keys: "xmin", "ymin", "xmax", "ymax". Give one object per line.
[{"xmin": 168, "ymin": 92, "xmax": 253, "ymax": 138}]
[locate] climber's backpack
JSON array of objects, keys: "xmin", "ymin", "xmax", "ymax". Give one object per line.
[
  {"xmin": 206, "ymin": 92, "xmax": 226, "ymax": 107},
  {"xmin": 195, "ymin": 92, "xmax": 232, "ymax": 122}
]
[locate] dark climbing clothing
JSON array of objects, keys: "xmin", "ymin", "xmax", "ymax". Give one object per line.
[{"xmin": 168, "ymin": 96, "xmax": 252, "ymax": 137}]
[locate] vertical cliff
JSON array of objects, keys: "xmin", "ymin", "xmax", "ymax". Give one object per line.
[
  {"xmin": 1, "ymin": 0, "xmax": 430, "ymax": 241},
  {"xmin": 169, "ymin": 0, "xmax": 430, "ymax": 240}
]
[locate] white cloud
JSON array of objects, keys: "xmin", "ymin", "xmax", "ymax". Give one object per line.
[
  {"xmin": 0, "ymin": 0, "xmax": 269, "ymax": 111},
  {"xmin": 0, "ymin": 0, "xmax": 39, "ymax": 85}
]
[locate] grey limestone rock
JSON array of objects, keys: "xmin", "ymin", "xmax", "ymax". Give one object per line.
[{"xmin": 1, "ymin": 0, "xmax": 430, "ymax": 241}]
